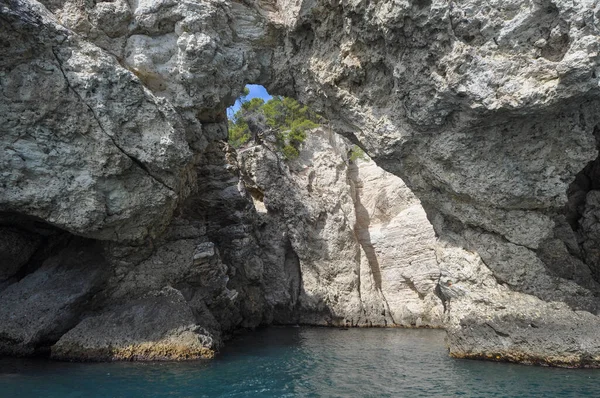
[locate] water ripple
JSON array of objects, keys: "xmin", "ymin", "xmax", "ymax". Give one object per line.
[{"xmin": 1, "ymin": 328, "xmax": 599, "ymax": 397}]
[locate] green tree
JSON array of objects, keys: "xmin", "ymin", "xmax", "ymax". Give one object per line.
[
  {"xmin": 349, "ymin": 145, "xmax": 368, "ymax": 162},
  {"xmin": 241, "ymin": 97, "xmax": 265, "ymax": 112},
  {"xmin": 227, "ymin": 90, "xmax": 322, "ymax": 160},
  {"xmin": 228, "ymin": 118, "xmax": 250, "ymax": 148}
]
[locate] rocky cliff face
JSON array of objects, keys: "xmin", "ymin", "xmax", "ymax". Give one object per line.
[
  {"xmin": 3, "ymin": 0, "xmax": 600, "ymax": 367},
  {"xmin": 236, "ymin": 129, "xmax": 444, "ymax": 327},
  {"xmin": 0, "ymin": 121, "xmax": 448, "ymax": 358}
]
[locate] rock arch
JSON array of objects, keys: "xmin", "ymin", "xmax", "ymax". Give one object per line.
[{"xmin": 3, "ymin": 0, "xmax": 600, "ymax": 365}]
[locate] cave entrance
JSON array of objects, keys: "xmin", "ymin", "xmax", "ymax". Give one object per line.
[{"xmin": 564, "ymin": 125, "xmax": 600, "ymax": 283}]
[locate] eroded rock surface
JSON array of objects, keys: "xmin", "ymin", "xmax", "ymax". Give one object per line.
[
  {"xmin": 1, "ymin": 0, "xmax": 192, "ymax": 242},
  {"xmin": 0, "ymin": 227, "xmax": 41, "ymax": 282},
  {"xmin": 52, "ymin": 287, "xmax": 217, "ymax": 361},
  {"xmin": 445, "ymin": 288, "xmax": 600, "ymax": 368}
]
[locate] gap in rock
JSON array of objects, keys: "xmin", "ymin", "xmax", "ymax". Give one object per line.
[
  {"xmin": 225, "ymin": 84, "xmax": 326, "ymax": 161},
  {"xmin": 222, "ymin": 82, "xmax": 441, "ymax": 328},
  {"xmin": 564, "ymin": 125, "xmax": 600, "ymax": 282},
  {"xmin": 0, "ymin": 212, "xmax": 72, "ymax": 286},
  {"xmin": 227, "ymin": 85, "xmax": 273, "ymax": 119}
]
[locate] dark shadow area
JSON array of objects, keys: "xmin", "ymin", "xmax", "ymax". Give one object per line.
[
  {"xmin": 0, "ymin": 213, "xmax": 111, "ymax": 357},
  {"xmin": 0, "ymin": 212, "xmax": 70, "ymax": 287},
  {"xmin": 565, "ymin": 125, "xmax": 600, "ymax": 283}
]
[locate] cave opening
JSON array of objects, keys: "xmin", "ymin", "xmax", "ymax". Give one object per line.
[
  {"xmin": 0, "ymin": 211, "xmax": 112, "ymax": 357},
  {"xmin": 0, "ymin": 212, "xmax": 72, "ymax": 287},
  {"xmin": 564, "ymin": 125, "xmax": 600, "ymax": 283}
]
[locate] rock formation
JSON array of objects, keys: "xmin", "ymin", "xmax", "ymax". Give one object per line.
[
  {"xmin": 3, "ymin": 0, "xmax": 600, "ymax": 366},
  {"xmin": 236, "ymin": 128, "xmax": 444, "ymax": 327}
]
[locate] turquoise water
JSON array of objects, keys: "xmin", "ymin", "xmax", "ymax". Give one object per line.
[{"xmin": 0, "ymin": 328, "xmax": 598, "ymax": 397}]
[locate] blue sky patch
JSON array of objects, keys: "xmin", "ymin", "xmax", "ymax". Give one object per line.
[{"xmin": 227, "ymin": 85, "xmax": 272, "ymax": 118}]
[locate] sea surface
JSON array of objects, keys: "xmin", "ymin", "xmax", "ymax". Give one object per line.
[{"xmin": 0, "ymin": 328, "xmax": 598, "ymax": 397}]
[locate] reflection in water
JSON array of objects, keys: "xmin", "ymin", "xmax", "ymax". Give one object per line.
[{"xmin": 0, "ymin": 328, "xmax": 598, "ymax": 397}]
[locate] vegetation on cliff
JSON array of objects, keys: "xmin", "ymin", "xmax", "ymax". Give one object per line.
[
  {"xmin": 349, "ymin": 145, "xmax": 368, "ymax": 162},
  {"xmin": 228, "ymin": 91, "xmax": 322, "ymax": 159}
]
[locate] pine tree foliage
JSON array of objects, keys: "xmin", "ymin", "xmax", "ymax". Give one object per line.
[
  {"xmin": 227, "ymin": 93, "xmax": 321, "ymax": 159},
  {"xmin": 349, "ymin": 145, "xmax": 368, "ymax": 162}
]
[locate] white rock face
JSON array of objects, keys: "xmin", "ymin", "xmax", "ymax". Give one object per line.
[
  {"xmin": 236, "ymin": 130, "xmax": 600, "ymax": 370},
  {"xmin": 351, "ymin": 160, "xmax": 443, "ymax": 326},
  {"xmin": 237, "ymin": 129, "xmax": 445, "ymax": 326}
]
